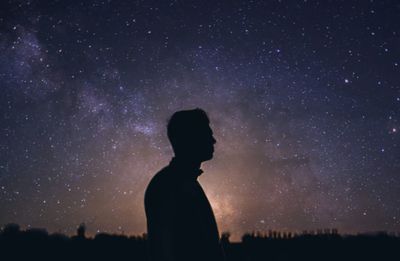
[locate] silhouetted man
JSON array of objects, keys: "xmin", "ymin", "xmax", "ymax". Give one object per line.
[{"xmin": 145, "ymin": 109, "xmax": 225, "ymax": 261}]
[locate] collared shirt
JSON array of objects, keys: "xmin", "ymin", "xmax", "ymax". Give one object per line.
[
  {"xmin": 145, "ymin": 158, "xmax": 225, "ymax": 261},
  {"xmin": 168, "ymin": 157, "xmax": 204, "ymax": 179}
]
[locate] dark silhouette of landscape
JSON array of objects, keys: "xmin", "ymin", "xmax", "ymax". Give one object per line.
[{"xmin": 1, "ymin": 223, "xmax": 399, "ymax": 261}]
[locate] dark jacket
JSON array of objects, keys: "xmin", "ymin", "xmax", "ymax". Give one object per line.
[{"xmin": 144, "ymin": 157, "xmax": 225, "ymax": 261}]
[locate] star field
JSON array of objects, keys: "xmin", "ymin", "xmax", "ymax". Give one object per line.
[{"xmin": 0, "ymin": 1, "xmax": 399, "ymax": 240}]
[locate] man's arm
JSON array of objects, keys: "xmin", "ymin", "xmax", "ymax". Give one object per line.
[
  {"xmin": 152, "ymin": 188, "xmax": 202, "ymax": 261},
  {"xmin": 147, "ymin": 190, "xmax": 180, "ymax": 261}
]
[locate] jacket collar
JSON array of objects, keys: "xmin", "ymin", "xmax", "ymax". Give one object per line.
[{"xmin": 168, "ymin": 157, "xmax": 203, "ymax": 180}]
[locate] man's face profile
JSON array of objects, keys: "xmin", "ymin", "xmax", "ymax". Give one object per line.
[
  {"xmin": 167, "ymin": 108, "xmax": 216, "ymax": 163},
  {"xmin": 193, "ymin": 124, "xmax": 216, "ymax": 162}
]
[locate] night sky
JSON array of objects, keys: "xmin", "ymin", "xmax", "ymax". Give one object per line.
[{"xmin": 1, "ymin": 0, "xmax": 399, "ymax": 240}]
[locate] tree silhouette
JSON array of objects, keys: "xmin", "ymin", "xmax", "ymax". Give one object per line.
[{"xmin": 0, "ymin": 223, "xmax": 399, "ymax": 261}]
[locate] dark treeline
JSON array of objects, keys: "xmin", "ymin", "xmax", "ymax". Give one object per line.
[{"xmin": 1, "ymin": 223, "xmax": 399, "ymax": 261}]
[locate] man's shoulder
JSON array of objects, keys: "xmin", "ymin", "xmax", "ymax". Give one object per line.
[{"xmin": 145, "ymin": 166, "xmax": 175, "ymax": 201}]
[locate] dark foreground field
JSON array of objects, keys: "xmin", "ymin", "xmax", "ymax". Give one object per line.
[{"xmin": 1, "ymin": 224, "xmax": 399, "ymax": 261}]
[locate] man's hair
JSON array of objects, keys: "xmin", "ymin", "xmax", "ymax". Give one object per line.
[{"xmin": 167, "ymin": 108, "xmax": 210, "ymax": 154}]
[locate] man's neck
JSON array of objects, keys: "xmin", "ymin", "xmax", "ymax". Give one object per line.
[
  {"xmin": 172, "ymin": 156, "xmax": 201, "ymax": 169},
  {"xmin": 169, "ymin": 156, "xmax": 203, "ymax": 179}
]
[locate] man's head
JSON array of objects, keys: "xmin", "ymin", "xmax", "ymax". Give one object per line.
[{"xmin": 167, "ymin": 108, "xmax": 216, "ymax": 162}]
